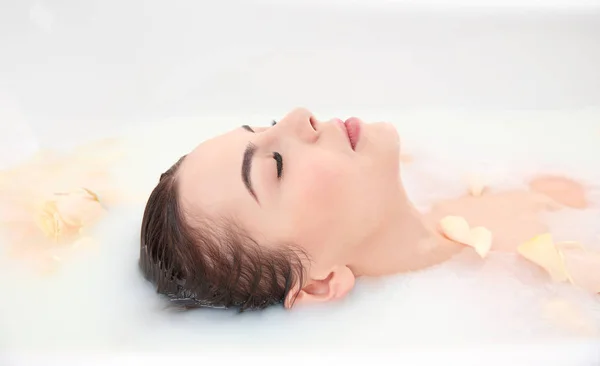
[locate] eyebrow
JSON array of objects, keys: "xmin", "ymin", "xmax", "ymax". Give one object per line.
[{"xmin": 242, "ymin": 142, "xmax": 259, "ymax": 203}]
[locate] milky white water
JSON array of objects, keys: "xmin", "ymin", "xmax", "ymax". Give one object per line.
[{"xmin": 1, "ymin": 109, "xmax": 600, "ymax": 363}]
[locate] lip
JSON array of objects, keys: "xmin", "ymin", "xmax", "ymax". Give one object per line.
[
  {"xmin": 335, "ymin": 119, "xmax": 351, "ymax": 149},
  {"xmin": 341, "ymin": 117, "xmax": 361, "ymax": 150}
]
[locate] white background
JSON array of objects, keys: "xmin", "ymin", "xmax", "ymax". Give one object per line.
[{"xmin": 1, "ymin": 0, "xmax": 600, "ymax": 159}]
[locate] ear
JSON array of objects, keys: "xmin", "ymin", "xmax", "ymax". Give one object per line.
[{"xmin": 284, "ymin": 265, "xmax": 355, "ymax": 309}]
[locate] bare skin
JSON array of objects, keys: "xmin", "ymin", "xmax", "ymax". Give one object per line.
[
  {"xmin": 425, "ymin": 175, "xmax": 589, "ymax": 253},
  {"xmin": 529, "ymin": 175, "xmax": 589, "ymax": 209}
]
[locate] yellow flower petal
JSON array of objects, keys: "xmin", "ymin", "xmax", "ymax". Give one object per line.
[
  {"xmin": 53, "ymin": 188, "xmax": 105, "ymax": 227},
  {"xmin": 35, "ymin": 200, "xmax": 64, "ymax": 241},
  {"xmin": 440, "ymin": 215, "xmax": 493, "ymax": 258},
  {"xmin": 440, "ymin": 215, "xmax": 471, "ymax": 244},
  {"xmin": 80, "ymin": 187, "xmax": 100, "ymax": 202},
  {"xmin": 469, "ymin": 226, "xmax": 493, "ymax": 258},
  {"xmin": 466, "ymin": 173, "xmax": 487, "ymax": 197},
  {"xmin": 34, "ymin": 188, "xmax": 104, "ymax": 242},
  {"xmin": 517, "ymin": 233, "xmax": 569, "ymax": 283}
]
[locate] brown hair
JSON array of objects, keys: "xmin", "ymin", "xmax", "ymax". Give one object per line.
[{"xmin": 139, "ymin": 156, "xmax": 307, "ymax": 311}]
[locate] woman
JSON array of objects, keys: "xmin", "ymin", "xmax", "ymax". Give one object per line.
[{"xmin": 139, "ymin": 107, "xmax": 591, "ymax": 311}]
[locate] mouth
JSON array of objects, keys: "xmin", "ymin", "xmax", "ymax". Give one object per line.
[{"xmin": 338, "ymin": 117, "xmax": 361, "ymax": 150}]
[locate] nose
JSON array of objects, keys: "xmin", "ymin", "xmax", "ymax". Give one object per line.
[{"xmin": 274, "ymin": 107, "xmax": 318, "ymax": 143}]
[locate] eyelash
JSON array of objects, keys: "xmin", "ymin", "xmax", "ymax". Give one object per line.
[
  {"xmin": 273, "ymin": 152, "xmax": 283, "ymax": 179},
  {"xmin": 270, "ymin": 120, "xmax": 282, "ymax": 178}
]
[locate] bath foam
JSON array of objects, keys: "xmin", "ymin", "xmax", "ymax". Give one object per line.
[{"xmin": 0, "ymin": 109, "xmax": 599, "ymax": 352}]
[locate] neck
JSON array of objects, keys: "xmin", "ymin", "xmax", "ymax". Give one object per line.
[{"xmin": 349, "ymin": 186, "xmax": 464, "ymax": 277}]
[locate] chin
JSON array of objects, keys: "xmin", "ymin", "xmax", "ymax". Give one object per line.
[
  {"xmin": 358, "ymin": 122, "xmax": 401, "ymax": 171},
  {"xmin": 370, "ymin": 122, "xmax": 400, "ymax": 144},
  {"xmin": 380, "ymin": 124, "xmax": 402, "ymax": 155},
  {"xmin": 383, "ymin": 122, "xmax": 401, "ymax": 143}
]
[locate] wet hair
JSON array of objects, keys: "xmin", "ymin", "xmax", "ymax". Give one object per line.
[{"xmin": 139, "ymin": 155, "xmax": 307, "ymax": 311}]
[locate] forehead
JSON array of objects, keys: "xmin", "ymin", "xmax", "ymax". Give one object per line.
[{"xmin": 177, "ymin": 128, "xmax": 254, "ymax": 218}]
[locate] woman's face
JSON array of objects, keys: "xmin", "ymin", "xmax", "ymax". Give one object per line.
[{"xmin": 178, "ymin": 108, "xmax": 401, "ymax": 280}]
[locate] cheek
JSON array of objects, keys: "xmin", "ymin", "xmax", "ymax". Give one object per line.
[
  {"xmin": 293, "ymin": 156, "xmax": 352, "ymax": 207},
  {"xmin": 282, "ymin": 156, "xmax": 357, "ymax": 248}
]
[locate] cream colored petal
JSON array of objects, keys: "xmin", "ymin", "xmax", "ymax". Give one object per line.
[
  {"xmin": 440, "ymin": 215, "xmax": 492, "ymax": 257},
  {"xmin": 53, "ymin": 188, "xmax": 105, "ymax": 227},
  {"xmin": 35, "ymin": 200, "xmax": 63, "ymax": 241},
  {"xmin": 80, "ymin": 187, "xmax": 100, "ymax": 202},
  {"xmin": 465, "ymin": 173, "xmax": 487, "ymax": 197},
  {"xmin": 33, "ymin": 187, "xmax": 104, "ymax": 243},
  {"xmin": 440, "ymin": 215, "xmax": 472, "ymax": 245},
  {"xmin": 517, "ymin": 233, "xmax": 569, "ymax": 283},
  {"xmin": 469, "ymin": 226, "xmax": 493, "ymax": 258}
]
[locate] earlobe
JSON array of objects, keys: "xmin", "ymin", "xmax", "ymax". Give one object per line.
[{"xmin": 284, "ymin": 266, "xmax": 355, "ymax": 309}]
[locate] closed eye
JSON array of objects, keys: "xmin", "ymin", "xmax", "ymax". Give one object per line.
[{"xmin": 273, "ymin": 152, "xmax": 283, "ymax": 179}]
